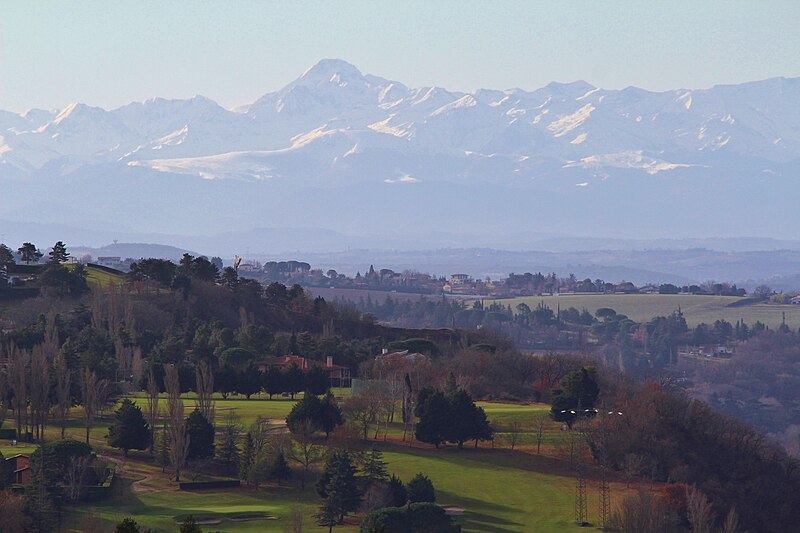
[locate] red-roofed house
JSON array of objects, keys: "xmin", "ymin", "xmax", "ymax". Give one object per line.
[{"xmin": 256, "ymin": 355, "xmax": 351, "ymax": 387}]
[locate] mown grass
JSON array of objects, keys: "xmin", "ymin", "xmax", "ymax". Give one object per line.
[
  {"xmin": 3, "ymin": 396, "xmax": 629, "ymax": 532},
  {"xmin": 487, "ymin": 293, "xmax": 800, "ymax": 329}
]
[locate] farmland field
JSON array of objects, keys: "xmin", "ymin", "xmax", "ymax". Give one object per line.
[{"xmin": 486, "ymin": 293, "xmax": 800, "ymax": 329}]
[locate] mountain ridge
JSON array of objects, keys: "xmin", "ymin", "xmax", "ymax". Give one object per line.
[{"xmin": 2, "ymin": 59, "xmax": 800, "ymax": 241}]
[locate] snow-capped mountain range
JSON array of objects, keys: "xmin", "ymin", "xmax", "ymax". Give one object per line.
[{"xmin": 2, "ymin": 59, "xmax": 800, "ymax": 241}]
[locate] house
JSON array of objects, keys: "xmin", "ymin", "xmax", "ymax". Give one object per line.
[
  {"xmin": 450, "ymin": 274, "xmax": 471, "ymax": 285},
  {"xmin": 4, "ymin": 454, "xmax": 31, "ymax": 485},
  {"xmin": 255, "ymin": 355, "xmax": 351, "ymax": 387},
  {"xmin": 791, "ymin": 295, "xmax": 800, "ymax": 305}
]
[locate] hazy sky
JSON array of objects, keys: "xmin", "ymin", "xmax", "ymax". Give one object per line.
[{"xmin": 1, "ymin": 0, "xmax": 799, "ymax": 112}]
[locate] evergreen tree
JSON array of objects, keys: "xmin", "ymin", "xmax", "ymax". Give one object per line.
[
  {"xmin": 407, "ymin": 473, "xmax": 436, "ymax": 503},
  {"xmin": 285, "ymin": 364, "xmax": 304, "ymax": 399},
  {"xmin": 48, "ymin": 241, "xmax": 70, "ymax": 264},
  {"xmin": 0, "ymin": 243, "xmax": 14, "ymax": 265},
  {"xmin": 216, "ymin": 413, "xmax": 241, "ymax": 475},
  {"xmin": 550, "ymin": 367, "xmax": 599, "ymax": 428},
  {"xmin": 17, "ymin": 242, "xmax": 42, "ymax": 264},
  {"xmin": 107, "ymin": 399, "xmax": 151, "ymax": 457},
  {"xmin": 362, "ymin": 446, "xmax": 389, "ymax": 483},
  {"xmin": 263, "ymin": 365, "xmax": 285, "ymax": 399},
  {"xmin": 269, "ymin": 450, "xmax": 292, "ymax": 486},
  {"xmin": 414, "ymin": 389, "xmax": 450, "ymax": 448},
  {"xmin": 316, "ymin": 450, "xmax": 362, "ymax": 530},
  {"xmin": 115, "ymin": 517, "xmax": 142, "ymax": 533},
  {"xmin": 185, "ymin": 410, "xmax": 215, "ymax": 461},
  {"xmin": 388, "ymin": 474, "xmax": 408, "ymax": 507},
  {"xmin": 179, "ymin": 515, "xmax": 202, "ymax": 533}
]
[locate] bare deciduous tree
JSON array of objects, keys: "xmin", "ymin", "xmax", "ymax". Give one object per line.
[
  {"xmin": 54, "ymin": 352, "xmax": 71, "ymax": 438},
  {"xmin": 29, "ymin": 345, "xmax": 50, "ymax": 441},
  {"xmin": 195, "ymin": 360, "xmax": 215, "ymax": 424},
  {"xmin": 283, "ymin": 506, "xmax": 304, "ymax": 533},
  {"xmin": 686, "ymin": 485, "xmax": 715, "ymax": 533},
  {"xmin": 289, "ymin": 420, "xmax": 324, "ymax": 490},
  {"xmin": 507, "ymin": 421, "xmax": 522, "ymax": 450},
  {"xmin": 146, "ymin": 367, "xmax": 160, "ymax": 454},
  {"xmin": 80, "ymin": 368, "xmax": 98, "ymax": 445},
  {"xmin": 165, "ymin": 364, "xmax": 189, "ymax": 482},
  {"xmin": 8, "ymin": 345, "xmax": 28, "ymax": 440},
  {"xmin": 532, "ymin": 411, "xmax": 549, "ymax": 454}
]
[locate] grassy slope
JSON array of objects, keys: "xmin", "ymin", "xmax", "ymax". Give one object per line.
[
  {"xmin": 1, "ymin": 397, "xmax": 627, "ymax": 532},
  {"xmin": 486, "ymin": 293, "xmax": 800, "ymax": 329}
]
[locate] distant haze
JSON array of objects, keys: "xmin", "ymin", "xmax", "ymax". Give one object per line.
[{"xmin": 1, "ymin": 1, "xmax": 799, "ymax": 112}]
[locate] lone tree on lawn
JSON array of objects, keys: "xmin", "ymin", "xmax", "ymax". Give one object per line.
[
  {"xmin": 48, "ymin": 241, "xmax": 70, "ymax": 264},
  {"xmin": 107, "ymin": 399, "xmax": 151, "ymax": 457},
  {"xmin": 316, "ymin": 449, "xmax": 362, "ymax": 531},
  {"xmin": 287, "ymin": 392, "xmax": 344, "ymax": 438},
  {"xmin": 17, "ymin": 242, "xmax": 42, "ymax": 264},
  {"xmin": 185, "ymin": 409, "xmax": 215, "ymax": 462}
]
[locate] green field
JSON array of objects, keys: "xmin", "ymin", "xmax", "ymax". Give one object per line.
[
  {"xmin": 487, "ymin": 293, "xmax": 800, "ymax": 329},
  {"xmin": 1, "ymin": 397, "xmax": 628, "ymax": 532}
]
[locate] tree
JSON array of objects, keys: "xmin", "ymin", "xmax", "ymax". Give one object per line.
[
  {"xmin": 305, "ymin": 365, "xmax": 330, "ymax": 395},
  {"xmin": 165, "ymin": 365, "xmax": 189, "ymax": 482},
  {"xmin": 216, "ymin": 410, "xmax": 241, "ymax": 475},
  {"xmin": 48, "ymin": 241, "xmax": 70, "ymax": 264},
  {"xmin": 407, "ymin": 473, "xmax": 435, "ymax": 503},
  {"xmin": 179, "ymin": 515, "xmax": 202, "ymax": 533},
  {"xmin": 285, "ymin": 364, "xmax": 304, "ymax": 399},
  {"xmin": 388, "ymin": 474, "xmax": 408, "ymax": 507},
  {"xmin": 345, "ymin": 390, "xmax": 381, "ymax": 441},
  {"xmin": 145, "ymin": 367, "xmax": 160, "ymax": 454},
  {"xmin": 0, "ymin": 491, "xmax": 29, "ymax": 533},
  {"xmin": 156, "ymin": 426, "xmax": 170, "ymax": 473},
  {"xmin": 263, "ymin": 366, "xmax": 285, "ymax": 399},
  {"xmin": 185, "ymin": 410, "xmax": 215, "ymax": 461},
  {"xmin": 107, "ymin": 398, "xmax": 151, "ymax": 457},
  {"xmin": 270, "ymin": 450, "xmax": 292, "ymax": 486},
  {"xmin": 287, "ymin": 392, "xmax": 343, "ymax": 438},
  {"xmin": 115, "ymin": 518, "xmax": 142, "ymax": 533},
  {"xmin": 194, "ymin": 360, "xmax": 215, "ymax": 424},
  {"xmin": 414, "ymin": 389, "xmax": 450, "ymax": 448},
  {"xmin": 362, "ymin": 446, "xmax": 389, "ymax": 483},
  {"xmin": 289, "ymin": 420, "xmax": 324, "ymax": 490},
  {"xmin": 80, "ymin": 368, "xmax": 99, "ymax": 445},
  {"xmin": 316, "ymin": 449, "xmax": 362, "ymax": 531},
  {"xmin": 17, "ymin": 242, "xmax": 42, "ymax": 264},
  {"xmin": 239, "ymin": 432, "xmax": 254, "ymax": 482},
  {"xmin": 550, "ymin": 367, "xmax": 599, "ymax": 428},
  {"xmin": 0, "ymin": 244, "xmax": 14, "ymax": 265},
  {"xmin": 532, "ymin": 412, "xmax": 548, "ymax": 454},
  {"xmin": 54, "ymin": 352, "xmax": 71, "ymax": 439}
]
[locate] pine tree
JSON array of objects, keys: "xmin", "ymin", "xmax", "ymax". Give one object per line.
[
  {"xmin": 48, "ymin": 241, "xmax": 70, "ymax": 264},
  {"xmin": 269, "ymin": 450, "xmax": 292, "ymax": 486},
  {"xmin": 216, "ymin": 412, "xmax": 241, "ymax": 475},
  {"xmin": 316, "ymin": 450, "xmax": 362, "ymax": 530},
  {"xmin": 107, "ymin": 399, "xmax": 151, "ymax": 457},
  {"xmin": 185, "ymin": 410, "xmax": 215, "ymax": 461},
  {"xmin": 361, "ymin": 446, "xmax": 389, "ymax": 483},
  {"xmin": 407, "ymin": 473, "xmax": 436, "ymax": 503},
  {"xmin": 388, "ymin": 474, "xmax": 408, "ymax": 507}
]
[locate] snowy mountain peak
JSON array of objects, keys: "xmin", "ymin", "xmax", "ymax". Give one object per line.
[{"xmin": 298, "ymin": 58, "xmax": 365, "ymax": 86}]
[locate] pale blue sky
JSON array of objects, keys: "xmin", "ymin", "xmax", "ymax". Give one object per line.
[{"xmin": 1, "ymin": 0, "xmax": 799, "ymax": 112}]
